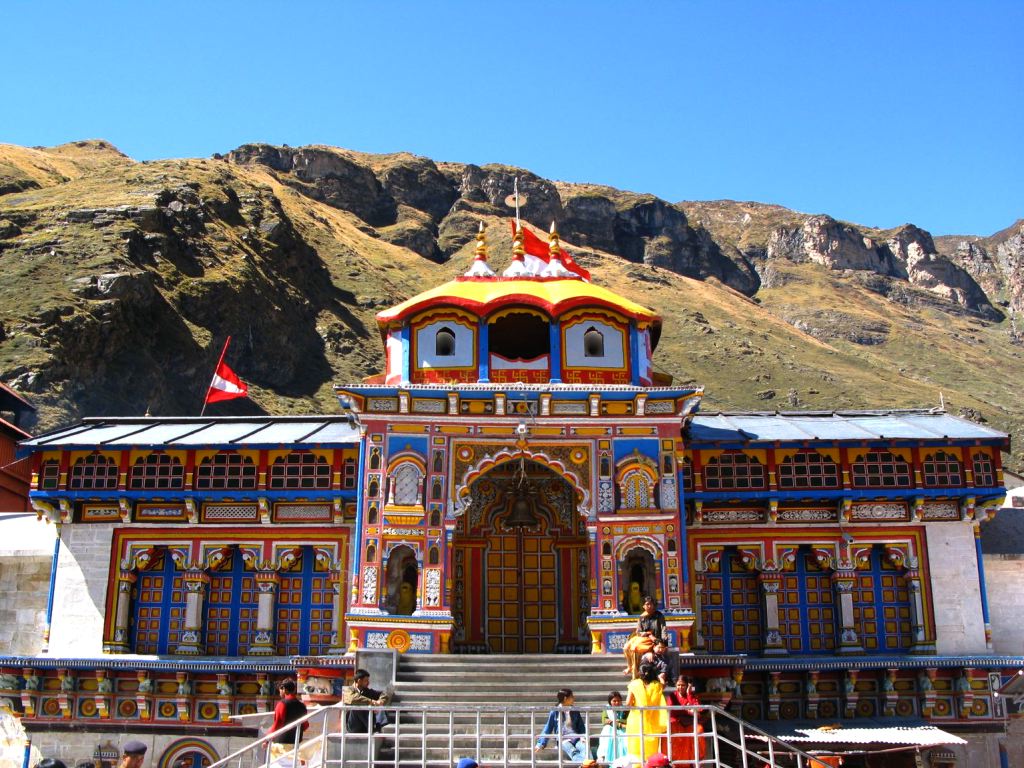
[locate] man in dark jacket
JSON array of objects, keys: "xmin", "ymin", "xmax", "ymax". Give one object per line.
[{"xmin": 343, "ymin": 668, "xmax": 392, "ymax": 733}]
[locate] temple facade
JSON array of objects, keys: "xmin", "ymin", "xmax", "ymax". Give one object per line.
[{"xmin": 3, "ymin": 223, "xmax": 1022, "ymax": 767}]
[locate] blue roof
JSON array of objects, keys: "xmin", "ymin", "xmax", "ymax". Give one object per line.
[
  {"xmin": 689, "ymin": 410, "xmax": 1007, "ymax": 445},
  {"xmin": 18, "ymin": 416, "xmax": 361, "ymax": 453}
]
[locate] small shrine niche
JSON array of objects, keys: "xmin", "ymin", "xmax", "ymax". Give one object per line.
[
  {"xmin": 384, "ymin": 545, "xmax": 419, "ymax": 615},
  {"xmin": 620, "ymin": 548, "xmax": 657, "ymax": 613}
]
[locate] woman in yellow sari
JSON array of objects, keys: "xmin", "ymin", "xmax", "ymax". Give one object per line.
[{"xmin": 625, "ymin": 663, "xmax": 668, "ymax": 765}]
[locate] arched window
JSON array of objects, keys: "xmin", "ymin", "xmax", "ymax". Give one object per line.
[
  {"xmin": 583, "ymin": 327, "xmax": 604, "ymax": 358},
  {"xmin": 972, "ymin": 452, "xmax": 996, "ymax": 487},
  {"xmin": 205, "ymin": 547, "xmax": 259, "ymax": 656},
  {"xmin": 429, "ymin": 546, "xmax": 440, "ymax": 566},
  {"xmin": 431, "ymin": 478, "xmax": 443, "ymax": 500},
  {"xmin": 619, "ymin": 468, "xmax": 656, "ymax": 509},
  {"xmin": 130, "ymin": 453, "xmax": 184, "ymax": 490},
  {"xmin": 270, "ymin": 452, "xmax": 331, "ymax": 489},
  {"xmin": 701, "ymin": 549, "xmax": 762, "ymax": 654},
  {"xmin": 367, "ymin": 477, "xmax": 380, "ymax": 497},
  {"xmin": 851, "ymin": 451, "xmax": 911, "ymax": 489},
  {"xmin": 369, "ymin": 448, "xmax": 381, "ymax": 470},
  {"xmin": 367, "ymin": 504, "xmax": 379, "ymax": 524},
  {"xmin": 366, "ymin": 543, "xmax": 376, "ymax": 561},
  {"xmin": 38, "ymin": 459, "xmax": 60, "ymax": 490},
  {"xmin": 435, "ymin": 327, "xmax": 456, "ymax": 357},
  {"xmin": 922, "ymin": 451, "xmax": 963, "ymax": 487},
  {"xmin": 704, "ymin": 453, "xmax": 766, "ymax": 490},
  {"xmin": 195, "ymin": 453, "xmax": 257, "ymax": 490},
  {"xmin": 433, "ymin": 451, "xmax": 444, "ymax": 473},
  {"xmin": 429, "ymin": 509, "xmax": 441, "ymax": 527},
  {"xmin": 390, "ymin": 463, "xmax": 423, "ymax": 507},
  {"xmin": 852, "ymin": 545, "xmax": 912, "ymax": 653},
  {"xmin": 778, "ymin": 451, "xmax": 840, "ymax": 490},
  {"xmin": 778, "ymin": 548, "xmax": 836, "ymax": 654},
  {"xmin": 68, "ymin": 454, "xmax": 118, "ymax": 490}
]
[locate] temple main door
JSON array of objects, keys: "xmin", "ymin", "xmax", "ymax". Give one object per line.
[
  {"xmin": 451, "ymin": 459, "xmax": 590, "ymax": 654},
  {"xmin": 485, "ymin": 522, "xmax": 558, "ymax": 653}
]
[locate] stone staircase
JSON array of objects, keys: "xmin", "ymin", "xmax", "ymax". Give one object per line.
[
  {"xmin": 369, "ymin": 654, "xmax": 658, "ymax": 766},
  {"xmin": 393, "ymin": 653, "xmax": 629, "ymax": 707}
]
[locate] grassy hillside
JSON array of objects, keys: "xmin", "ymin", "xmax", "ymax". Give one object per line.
[{"xmin": 1, "ymin": 141, "xmax": 1021, "ymax": 469}]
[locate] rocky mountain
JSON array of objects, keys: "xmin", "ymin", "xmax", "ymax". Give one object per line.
[{"xmin": 1, "ymin": 140, "xmax": 1023, "ymax": 468}]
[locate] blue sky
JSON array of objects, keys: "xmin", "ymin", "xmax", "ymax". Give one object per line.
[{"xmin": 4, "ymin": 1, "xmax": 1021, "ymax": 235}]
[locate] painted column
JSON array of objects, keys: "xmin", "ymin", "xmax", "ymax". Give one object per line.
[
  {"xmin": 758, "ymin": 569, "xmax": 788, "ymax": 656},
  {"xmin": 690, "ymin": 565, "xmax": 706, "ymax": 653},
  {"xmin": 478, "ymin": 321, "xmax": 490, "ymax": 383},
  {"xmin": 249, "ymin": 570, "xmax": 280, "ymax": 656},
  {"xmin": 106, "ymin": 568, "xmax": 137, "ymax": 653},
  {"xmin": 628, "ymin": 322, "xmax": 641, "ymax": 385},
  {"xmin": 973, "ymin": 522, "xmax": 993, "ymax": 650},
  {"xmin": 832, "ymin": 568, "xmax": 864, "ymax": 654},
  {"xmin": 400, "ymin": 326, "xmax": 411, "ymax": 384},
  {"xmin": 549, "ymin": 321, "xmax": 561, "ymax": 383},
  {"xmin": 42, "ymin": 530, "xmax": 61, "ymax": 652},
  {"xmin": 347, "ymin": 431, "xmax": 367, "ymax": 652},
  {"xmin": 176, "ymin": 569, "xmax": 210, "ymax": 655}
]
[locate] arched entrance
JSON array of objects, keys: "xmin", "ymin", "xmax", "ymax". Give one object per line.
[{"xmin": 451, "ymin": 458, "xmax": 590, "ymax": 653}]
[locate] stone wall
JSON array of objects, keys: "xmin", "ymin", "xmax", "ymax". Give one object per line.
[
  {"xmin": 984, "ymin": 554, "xmax": 1024, "ymax": 655},
  {"xmin": 925, "ymin": 523, "xmax": 987, "ymax": 654},
  {"xmin": 48, "ymin": 523, "xmax": 116, "ymax": 656},
  {"xmin": 0, "ymin": 514, "xmax": 55, "ymax": 655}
]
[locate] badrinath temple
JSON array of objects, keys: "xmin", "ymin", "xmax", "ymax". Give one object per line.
[{"xmin": 2, "ymin": 223, "xmax": 1022, "ymax": 768}]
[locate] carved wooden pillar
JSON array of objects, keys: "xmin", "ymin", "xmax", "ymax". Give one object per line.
[
  {"xmin": 327, "ymin": 568, "xmax": 348, "ymax": 655},
  {"xmin": 759, "ymin": 569, "xmax": 788, "ymax": 656},
  {"xmin": 903, "ymin": 560, "xmax": 930, "ymax": 654},
  {"xmin": 832, "ymin": 568, "xmax": 864, "ymax": 654},
  {"xmin": 106, "ymin": 569, "xmax": 136, "ymax": 653},
  {"xmin": 176, "ymin": 569, "xmax": 209, "ymax": 655},
  {"xmin": 249, "ymin": 570, "xmax": 280, "ymax": 656},
  {"xmin": 690, "ymin": 564, "xmax": 707, "ymax": 653}
]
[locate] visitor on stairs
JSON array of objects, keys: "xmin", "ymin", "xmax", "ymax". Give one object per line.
[
  {"xmin": 534, "ymin": 688, "xmax": 592, "ymax": 763},
  {"xmin": 267, "ymin": 678, "xmax": 309, "ymax": 760},
  {"xmin": 597, "ymin": 690, "xmax": 629, "ymax": 763},
  {"xmin": 343, "ymin": 668, "xmax": 393, "ymax": 733},
  {"xmin": 639, "ymin": 638, "xmax": 671, "ymax": 686},
  {"xmin": 662, "ymin": 677, "xmax": 704, "ymax": 766},
  {"xmin": 625, "ymin": 663, "xmax": 668, "ymax": 765},
  {"xmin": 622, "ymin": 596, "xmax": 668, "ymax": 679}
]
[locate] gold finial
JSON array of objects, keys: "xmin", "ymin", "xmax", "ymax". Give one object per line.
[
  {"xmin": 548, "ymin": 221, "xmax": 562, "ymax": 260},
  {"xmin": 465, "ymin": 220, "xmax": 495, "ymax": 277},
  {"xmin": 474, "ymin": 221, "xmax": 488, "ymax": 261},
  {"xmin": 503, "ymin": 221, "xmax": 529, "ymax": 277}
]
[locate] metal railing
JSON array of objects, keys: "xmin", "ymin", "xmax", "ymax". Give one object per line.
[{"xmin": 212, "ymin": 703, "xmax": 825, "ymax": 768}]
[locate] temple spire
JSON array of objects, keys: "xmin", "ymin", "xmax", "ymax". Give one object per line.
[
  {"xmin": 503, "ymin": 221, "xmax": 529, "ymax": 277},
  {"xmin": 541, "ymin": 221, "xmax": 574, "ymax": 277},
  {"xmin": 465, "ymin": 221, "xmax": 496, "ymax": 277}
]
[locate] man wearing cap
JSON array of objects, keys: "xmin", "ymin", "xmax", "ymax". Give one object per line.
[
  {"xmin": 268, "ymin": 678, "xmax": 309, "ymax": 759},
  {"xmin": 118, "ymin": 741, "xmax": 148, "ymax": 768},
  {"xmin": 455, "ymin": 758, "xmax": 485, "ymax": 768}
]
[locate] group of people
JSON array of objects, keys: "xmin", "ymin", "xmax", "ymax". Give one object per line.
[
  {"xmin": 532, "ymin": 595, "xmax": 706, "ymax": 768},
  {"xmin": 533, "ymin": 675, "xmax": 705, "ymax": 768}
]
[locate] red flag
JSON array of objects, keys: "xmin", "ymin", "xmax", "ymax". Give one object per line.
[
  {"xmin": 203, "ymin": 337, "xmax": 248, "ymax": 410},
  {"xmin": 517, "ymin": 221, "xmax": 591, "ymax": 281}
]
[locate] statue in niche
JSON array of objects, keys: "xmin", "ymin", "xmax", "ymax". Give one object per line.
[
  {"xmin": 384, "ymin": 547, "xmax": 418, "ymax": 615},
  {"xmin": 622, "ymin": 556, "xmax": 654, "ymax": 614}
]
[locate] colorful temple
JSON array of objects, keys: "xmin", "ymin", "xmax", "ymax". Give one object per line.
[{"xmin": 3, "ymin": 223, "xmax": 1023, "ymax": 767}]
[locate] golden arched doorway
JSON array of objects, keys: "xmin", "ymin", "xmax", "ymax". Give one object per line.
[{"xmin": 451, "ymin": 459, "xmax": 590, "ymax": 653}]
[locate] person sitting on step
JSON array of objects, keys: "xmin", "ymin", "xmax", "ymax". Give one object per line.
[
  {"xmin": 622, "ymin": 595, "xmax": 668, "ymax": 678},
  {"xmin": 343, "ymin": 668, "xmax": 393, "ymax": 733},
  {"xmin": 640, "ymin": 638, "xmax": 671, "ymax": 686},
  {"xmin": 535, "ymin": 688, "xmax": 591, "ymax": 764}
]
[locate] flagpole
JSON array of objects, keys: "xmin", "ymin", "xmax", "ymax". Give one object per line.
[{"xmin": 200, "ymin": 336, "xmax": 232, "ymax": 417}]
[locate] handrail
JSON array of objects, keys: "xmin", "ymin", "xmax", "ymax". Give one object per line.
[{"xmin": 210, "ymin": 702, "xmax": 827, "ymax": 768}]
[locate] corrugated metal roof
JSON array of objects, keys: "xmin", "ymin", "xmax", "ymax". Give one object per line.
[
  {"xmin": 689, "ymin": 410, "xmax": 1007, "ymax": 444},
  {"xmin": 19, "ymin": 416, "xmax": 360, "ymax": 451},
  {"xmin": 755, "ymin": 719, "xmax": 966, "ymax": 746}
]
